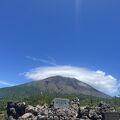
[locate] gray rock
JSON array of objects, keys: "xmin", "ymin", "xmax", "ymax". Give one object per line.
[
  {"xmin": 21, "ymin": 113, "xmax": 33, "ymax": 119},
  {"xmin": 53, "ymin": 116, "xmax": 59, "ymax": 120},
  {"xmin": 8, "ymin": 116, "xmax": 16, "ymax": 120},
  {"xmin": 37, "ymin": 115, "xmax": 47, "ymax": 120},
  {"xmin": 25, "ymin": 105, "xmax": 38, "ymax": 116},
  {"xmin": 48, "ymin": 116, "xmax": 54, "ymax": 120}
]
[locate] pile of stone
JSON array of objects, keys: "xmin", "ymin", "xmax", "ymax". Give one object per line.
[
  {"xmin": 77, "ymin": 101, "xmax": 116, "ymax": 120},
  {"xmin": 6, "ymin": 100, "xmax": 116, "ymax": 120},
  {"xmin": 6, "ymin": 102, "xmax": 77, "ymax": 120}
]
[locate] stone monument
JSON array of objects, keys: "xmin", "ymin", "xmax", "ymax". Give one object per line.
[{"xmin": 53, "ymin": 98, "xmax": 70, "ymax": 109}]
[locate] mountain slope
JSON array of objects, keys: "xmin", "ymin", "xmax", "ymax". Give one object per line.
[{"xmin": 0, "ymin": 76, "xmax": 109, "ymax": 98}]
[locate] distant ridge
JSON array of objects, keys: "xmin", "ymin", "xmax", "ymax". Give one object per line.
[{"xmin": 0, "ymin": 76, "xmax": 109, "ymax": 98}]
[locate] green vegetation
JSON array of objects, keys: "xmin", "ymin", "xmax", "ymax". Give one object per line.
[{"xmin": 1, "ymin": 93, "xmax": 120, "ymax": 112}]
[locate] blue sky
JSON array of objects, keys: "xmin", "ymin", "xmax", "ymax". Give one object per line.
[{"xmin": 0, "ymin": 0, "xmax": 120, "ymax": 95}]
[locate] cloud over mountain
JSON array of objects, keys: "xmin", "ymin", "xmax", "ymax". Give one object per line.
[{"xmin": 24, "ymin": 66, "xmax": 119, "ymax": 96}]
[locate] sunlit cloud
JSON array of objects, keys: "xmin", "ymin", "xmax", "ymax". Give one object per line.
[{"xmin": 24, "ymin": 65, "xmax": 120, "ymax": 96}]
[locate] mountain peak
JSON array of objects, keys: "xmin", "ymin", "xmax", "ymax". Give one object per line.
[{"xmin": 0, "ymin": 76, "xmax": 110, "ymax": 98}]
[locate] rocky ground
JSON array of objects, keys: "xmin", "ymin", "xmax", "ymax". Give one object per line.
[
  {"xmin": 6, "ymin": 99, "xmax": 116, "ymax": 120},
  {"xmin": 0, "ymin": 113, "xmax": 5, "ymax": 120}
]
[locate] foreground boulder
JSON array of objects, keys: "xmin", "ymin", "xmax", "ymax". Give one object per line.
[{"xmin": 7, "ymin": 102, "xmax": 26, "ymax": 119}]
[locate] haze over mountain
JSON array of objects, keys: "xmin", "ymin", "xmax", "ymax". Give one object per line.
[{"xmin": 0, "ymin": 76, "xmax": 109, "ymax": 98}]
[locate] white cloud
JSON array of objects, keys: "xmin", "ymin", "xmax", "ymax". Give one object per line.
[
  {"xmin": 0, "ymin": 80, "xmax": 14, "ymax": 87},
  {"xmin": 26, "ymin": 56, "xmax": 57, "ymax": 66},
  {"xmin": 24, "ymin": 65, "xmax": 120, "ymax": 96}
]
